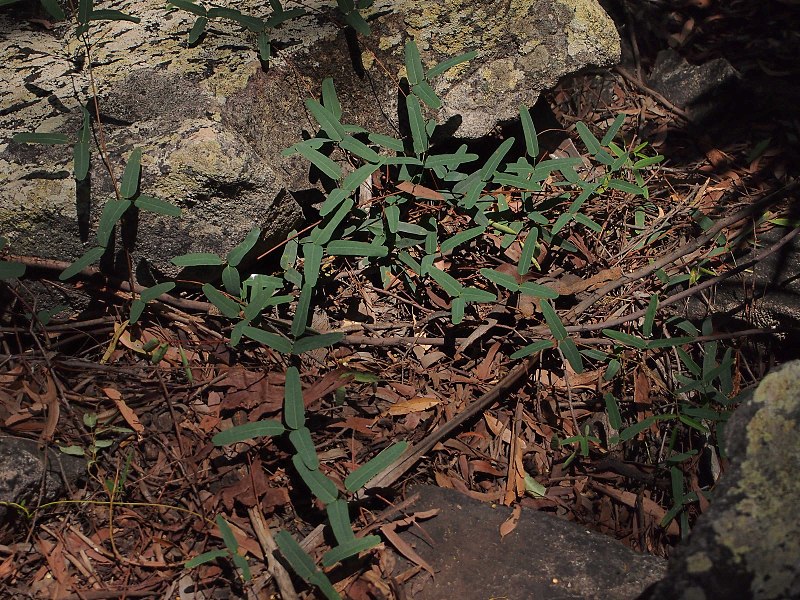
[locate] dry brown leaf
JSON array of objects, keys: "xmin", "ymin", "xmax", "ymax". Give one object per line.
[
  {"xmin": 380, "ymin": 523, "xmax": 436, "ymax": 575},
  {"xmin": 499, "ymin": 504, "xmax": 522, "ymax": 538},
  {"xmin": 591, "ymin": 481, "xmax": 679, "ymax": 536},
  {"xmin": 395, "ymin": 180, "xmax": 444, "ymax": 201},
  {"xmin": 475, "ymin": 341, "xmax": 501, "ymax": 380},
  {"xmin": 386, "ymin": 397, "xmax": 440, "ymax": 416}
]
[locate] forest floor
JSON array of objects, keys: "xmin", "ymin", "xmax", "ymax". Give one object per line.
[{"xmin": 1, "ymin": 1, "xmax": 799, "ymax": 598}]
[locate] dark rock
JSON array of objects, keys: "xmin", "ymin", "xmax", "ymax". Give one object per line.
[
  {"xmin": 0, "ymin": 435, "xmax": 85, "ymax": 521},
  {"xmin": 400, "ymin": 485, "xmax": 666, "ymax": 600},
  {"xmin": 638, "ymin": 360, "xmax": 800, "ymax": 600}
]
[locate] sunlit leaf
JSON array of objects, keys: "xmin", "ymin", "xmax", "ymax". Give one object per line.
[
  {"xmin": 202, "ymin": 284, "xmax": 239, "ymax": 318},
  {"xmin": 59, "ymin": 246, "xmax": 105, "ymax": 280},
  {"xmin": 12, "ymin": 132, "xmax": 70, "ymax": 145},
  {"xmin": 120, "ymin": 148, "xmax": 142, "ymax": 199},
  {"xmin": 326, "ymin": 240, "xmax": 388, "ymax": 257},
  {"xmin": 289, "ymin": 427, "xmax": 319, "ymax": 470},
  {"xmin": 134, "ymin": 194, "xmax": 181, "ymax": 217},
  {"xmin": 326, "ymin": 498, "xmax": 356, "ymax": 545},
  {"xmin": 321, "ymin": 535, "xmax": 381, "ymax": 567},
  {"xmin": 227, "ymin": 227, "xmax": 261, "ymax": 267},
  {"xmin": 306, "ymin": 98, "xmax": 345, "ymax": 141},
  {"xmin": 292, "ymin": 283, "xmax": 313, "ymax": 337},
  {"xmin": 296, "ymin": 145, "xmax": 342, "ymax": 181},
  {"xmin": 292, "ymin": 455, "xmax": 338, "ymax": 504},
  {"xmin": 559, "ymin": 338, "xmax": 583, "ymax": 373},
  {"xmin": 242, "ymin": 326, "xmax": 293, "ymax": 354},
  {"xmin": 519, "ymin": 104, "xmax": 539, "ymax": 158},
  {"xmin": 212, "ymin": 419, "xmax": 285, "ymax": 445},
  {"xmin": 275, "ymin": 531, "xmax": 341, "ymax": 600},
  {"xmin": 293, "ymin": 332, "xmax": 343, "ymax": 355},
  {"xmin": 344, "ymin": 441, "xmax": 408, "ymax": 492},
  {"xmin": 406, "ymin": 95, "xmax": 427, "ymax": 156},
  {"xmin": 171, "ymin": 252, "xmax": 223, "ymax": 267},
  {"xmin": 540, "ymin": 299, "xmax": 567, "ymax": 341},
  {"xmin": 426, "ymin": 50, "xmax": 477, "ymax": 79}
]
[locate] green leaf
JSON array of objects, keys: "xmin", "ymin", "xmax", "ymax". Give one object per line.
[
  {"xmin": 231, "ymin": 553, "xmax": 252, "ymax": 582},
  {"xmin": 0, "ymin": 261, "xmax": 26, "ymax": 280},
  {"xmin": 517, "ymin": 230, "xmax": 538, "ymax": 276},
  {"xmin": 302, "ymin": 241, "xmax": 324, "ymax": 288},
  {"xmin": 428, "ymin": 266, "xmax": 462, "ymax": 297},
  {"xmin": 89, "ymin": 9, "xmax": 140, "ymax": 22},
  {"xmin": 128, "ymin": 299, "xmax": 146, "ymax": 324},
  {"xmin": 385, "ymin": 204, "xmax": 400, "ymax": 234},
  {"xmin": 293, "ymin": 332, "xmax": 344, "ymax": 355},
  {"xmin": 326, "ymin": 240, "xmax": 388, "ymax": 257},
  {"xmin": 344, "ymin": 441, "xmax": 409, "ymax": 492},
  {"xmin": 481, "ymin": 137, "xmax": 514, "ymax": 182},
  {"xmin": 292, "ymin": 455, "xmax": 338, "ymax": 504},
  {"xmin": 39, "ymin": 0, "xmax": 66, "ymax": 20},
  {"xmin": 312, "ymin": 198, "xmax": 353, "ymax": 245},
  {"xmin": 227, "ymin": 227, "xmax": 261, "ymax": 267},
  {"xmin": 265, "ymin": 7, "xmax": 304, "ymax": 28},
  {"xmin": 59, "ymin": 246, "xmax": 105, "ymax": 280},
  {"xmin": 343, "ymin": 163, "xmax": 379, "ymax": 193},
  {"xmin": 171, "ymin": 252, "xmax": 223, "ymax": 267},
  {"xmin": 412, "ymin": 81, "xmax": 441, "ymax": 109},
  {"xmin": 460, "ymin": 287, "xmax": 496, "ymax": 303},
  {"xmin": 519, "ymin": 104, "xmax": 539, "ymax": 158},
  {"xmin": 404, "ymin": 41, "xmax": 425, "ymax": 86},
  {"xmin": 339, "ymin": 136, "xmax": 382, "ymax": 164},
  {"xmin": 608, "ymin": 179, "xmax": 646, "ymax": 196},
  {"xmin": 78, "ymin": 0, "xmax": 92, "ymax": 24},
  {"xmin": 319, "ymin": 188, "xmax": 350, "ymax": 217},
  {"xmin": 207, "ymin": 7, "xmax": 263, "ymax": 31},
  {"xmin": 96, "ymin": 199, "xmax": 131, "ymax": 247},
  {"xmin": 604, "ymin": 359, "xmax": 621, "ymax": 381},
  {"xmin": 600, "ymin": 113, "xmax": 625, "ymax": 146},
  {"xmin": 647, "ymin": 336, "xmax": 695, "ymax": 349},
  {"xmin": 275, "ymin": 532, "xmax": 342, "ymax": 600},
  {"xmin": 426, "ymin": 50, "xmax": 477, "ymax": 79},
  {"xmin": 604, "ymin": 393, "xmax": 622, "ymax": 430},
  {"xmin": 139, "ymin": 282, "xmax": 176, "ymax": 303},
  {"xmin": 406, "ymin": 95, "xmax": 428, "ymax": 156},
  {"xmin": 284, "ymin": 366, "xmax": 305, "ymax": 430},
  {"xmin": 222, "ymin": 265, "xmax": 241, "ymax": 296},
  {"xmin": 559, "ymin": 338, "xmax": 583, "ymax": 373},
  {"xmin": 643, "ymin": 294, "xmax": 658, "ymax": 338},
  {"xmin": 450, "ymin": 296, "xmax": 465, "ymax": 324},
  {"xmin": 202, "ymin": 284, "xmax": 240, "ymax": 318},
  {"xmin": 616, "ymin": 414, "xmax": 674, "ymax": 443},
  {"xmin": 602, "ymin": 328, "xmax": 648, "ymax": 350},
  {"xmin": 510, "ymin": 339, "xmax": 554, "ymax": 359},
  {"xmin": 134, "ymin": 194, "xmax": 181, "ymax": 217},
  {"xmin": 242, "ymin": 326, "xmax": 293, "ymax": 354},
  {"xmin": 216, "ymin": 515, "xmax": 239, "ymax": 553},
  {"xmin": 342, "ymin": 9, "xmax": 370, "ymax": 35},
  {"xmin": 368, "ymin": 133, "xmax": 404, "ymax": 152},
  {"xmin": 440, "ymin": 225, "xmax": 485, "ymax": 254},
  {"xmin": 212, "ymin": 419, "xmax": 285, "ymax": 445},
  {"xmin": 257, "ymin": 30, "xmax": 270, "ymax": 61},
  {"xmin": 185, "ymin": 549, "xmax": 228, "ymax": 569},
  {"xmin": 540, "ymin": 300, "xmax": 567, "ymax": 341},
  {"xmin": 12, "ymin": 132, "xmax": 70, "ymax": 145},
  {"xmin": 73, "ymin": 141, "xmax": 90, "ymax": 181},
  {"xmin": 296, "ymin": 145, "xmax": 342, "ymax": 181},
  {"xmin": 169, "ymin": 0, "xmax": 207, "ymax": 16},
  {"xmin": 633, "ymin": 155, "xmax": 664, "ymax": 169},
  {"xmin": 120, "ymin": 148, "xmax": 142, "ymax": 199},
  {"xmin": 480, "ymin": 268, "xmax": 519, "ymax": 292},
  {"xmin": 292, "ymin": 283, "xmax": 313, "ymax": 338},
  {"xmin": 326, "ymin": 498, "xmax": 356, "ymax": 545},
  {"xmin": 289, "ymin": 427, "xmax": 319, "ymax": 470},
  {"xmin": 322, "ymin": 536, "xmax": 381, "ymax": 567},
  {"xmin": 321, "ymin": 77, "xmax": 342, "ymax": 119},
  {"xmin": 306, "ymin": 98, "xmax": 346, "ymax": 142}
]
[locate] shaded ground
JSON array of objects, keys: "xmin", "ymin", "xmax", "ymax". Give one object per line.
[{"xmin": 1, "ymin": 1, "xmax": 799, "ymax": 598}]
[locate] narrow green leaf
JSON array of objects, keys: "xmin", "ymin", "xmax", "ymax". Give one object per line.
[
  {"xmin": 284, "ymin": 366, "xmax": 304, "ymax": 430},
  {"xmin": 404, "ymin": 41, "xmax": 425, "ymax": 86},
  {"xmin": 385, "ymin": 204, "xmax": 400, "ymax": 234},
  {"xmin": 428, "ymin": 266, "xmax": 462, "ymax": 297},
  {"xmin": 517, "ymin": 230, "xmax": 538, "ymax": 276},
  {"xmin": 171, "ymin": 252, "xmax": 223, "ymax": 267},
  {"xmin": 120, "ymin": 148, "xmax": 142, "ymax": 199},
  {"xmin": 343, "ymin": 163, "xmax": 379, "ymax": 193},
  {"xmin": 450, "ymin": 296, "xmax": 465, "ymax": 324},
  {"xmin": 319, "ymin": 188, "xmax": 350, "ymax": 217},
  {"xmin": 575, "ymin": 121, "xmax": 602, "ymax": 155},
  {"xmin": 617, "ymin": 414, "xmax": 674, "ymax": 442},
  {"xmin": 96, "ymin": 199, "xmax": 131, "ymax": 247},
  {"xmin": 608, "ymin": 179, "xmax": 646, "ymax": 196},
  {"xmin": 368, "ymin": 133, "xmax": 404, "ymax": 152},
  {"xmin": 216, "ymin": 515, "xmax": 239, "ymax": 553},
  {"xmin": 275, "ymin": 531, "xmax": 342, "ymax": 600},
  {"xmin": 202, "ymin": 284, "xmax": 240, "ymax": 318},
  {"xmin": 169, "ymin": 0, "xmax": 207, "ymax": 16},
  {"xmin": 296, "ymin": 145, "xmax": 342, "ymax": 181},
  {"xmin": 292, "ymin": 283, "xmax": 313, "ymax": 337},
  {"xmin": 134, "ymin": 194, "xmax": 181, "ymax": 217},
  {"xmin": 440, "ymin": 225, "xmax": 485, "ymax": 254},
  {"xmin": 326, "ymin": 240, "xmax": 388, "ymax": 257},
  {"xmin": 73, "ymin": 141, "xmax": 90, "ymax": 181},
  {"xmin": 185, "ymin": 549, "xmax": 228, "ymax": 569},
  {"xmin": 344, "ymin": 441, "xmax": 409, "ymax": 492},
  {"xmin": 59, "ymin": 246, "xmax": 105, "ymax": 280},
  {"xmin": 292, "ymin": 455, "xmax": 338, "ymax": 504},
  {"xmin": 602, "ymin": 328, "xmax": 648, "ymax": 350},
  {"xmin": 481, "ymin": 137, "xmax": 514, "ymax": 182},
  {"xmin": 426, "ymin": 50, "xmax": 477, "ymax": 79},
  {"xmin": 227, "ymin": 227, "xmax": 261, "ymax": 267},
  {"xmin": 518, "ymin": 282, "xmax": 559, "ymax": 299},
  {"xmin": 242, "ymin": 326, "xmax": 293, "ymax": 354},
  {"xmin": 412, "ymin": 81, "xmax": 441, "ymax": 109},
  {"xmin": 293, "ymin": 332, "xmax": 344, "ymax": 355},
  {"xmin": 222, "ymin": 265, "xmax": 240, "ymax": 296},
  {"xmin": 212, "ymin": 419, "xmax": 285, "ymax": 445},
  {"xmin": 89, "ymin": 9, "xmax": 140, "ymax": 22},
  {"xmin": 604, "ymin": 393, "xmax": 622, "ymax": 430},
  {"xmin": 604, "ymin": 359, "xmax": 621, "ymax": 381},
  {"xmin": 321, "ymin": 77, "xmax": 342, "ymax": 119},
  {"xmin": 600, "ymin": 113, "xmax": 625, "ymax": 146},
  {"xmin": 207, "ymin": 7, "xmax": 263, "ymax": 31},
  {"xmin": 265, "ymin": 7, "xmax": 304, "ymax": 28},
  {"xmin": 312, "ymin": 198, "xmax": 353, "ymax": 245},
  {"xmin": 306, "ymin": 99, "xmax": 345, "ymax": 142},
  {"xmin": 647, "ymin": 336, "xmax": 695, "ymax": 349},
  {"xmin": 289, "ymin": 427, "xmax": 319, "ymax": 470},
  {"xmin": 78, "ymin": 0, "xmax": 92, "ymax": 24},
  {"xmin": 342, "ymin": 9, "xmax": 370, "ymax": 35},
  {"xmin": 13, "ymin": 132, "xmax": 70, "ymax": 145},
  {"xmin": 678, "ymin": 413, "xmax": 709, "ymax": 434},
  {"xmin": 460, "ymin": 287, "xmax": 496, "ymax": 303},
  {"xmin": 633, "ymin": 155, "xmax": 664, "ymax": 169},
  {"xmin": 643, "ymin": 294, "xmax": 658, "ymax": 338},
  {"xmin": 326, "ymin": 499, "xmax": 356, "ymax": 545},
  {"xmin": 480, "ymin": 268, "xmax": 519, "ymax": 292},
  {"xmin": 139, "ymin": 282, "xmax": 176, "ymax": 303},
  {"xmin": 231, "ymin": 552, "xmax": 252, "ymax": 581},
  {"xmin": 406, "ymin": 96, "xmax": 428, "ymax": 156},
  {"xmin": 339, "ymin": 136, "xmax": 382, "ymax": 164},
  {"xmin": 519, "ymin": 104, "xmax": 539, "ymax": 158},
  {"xmin": 559, "ymin": 338, "xmax": 583, "ymax": 373},
  {"xmin": 39, "ymin": 0, "xmax": 66, "ymax": 20},
  {"xmin": 302, "ymin": 242, "xmax": 324, "ymax": 288},
  {"xmin": 322, "ymin": 536, "xmax": 381, "ymax": 567},
  {"xmin": 540, "ymin": 299, "xmax": 567, "ymax": 341}
]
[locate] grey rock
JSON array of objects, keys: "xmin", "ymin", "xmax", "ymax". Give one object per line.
[
  {"xmin": 638, "ymin": 360, "xmax": 800, "ymax": 600},
  {"xmin": 1, "ymin": 0, "xmax": 619, "ymax": 282},
  {"xmin": 400, "ymin": 485, "xmax": 666, "ymax": 600},
  {"xmin": 0, "ymin": 435, "xmax": 85, "ymax": 520}
]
